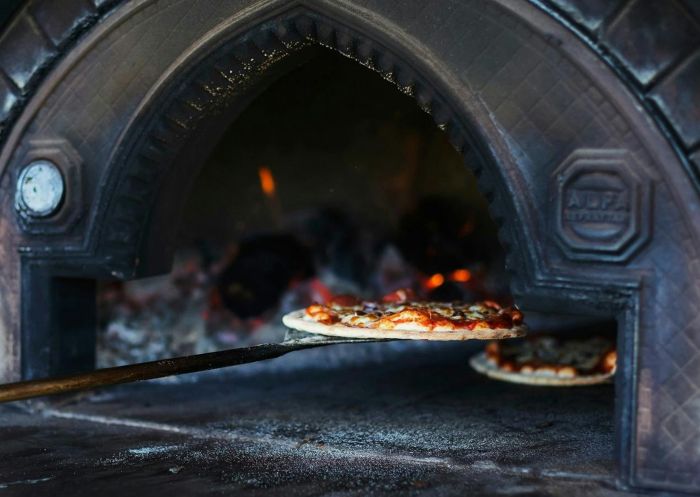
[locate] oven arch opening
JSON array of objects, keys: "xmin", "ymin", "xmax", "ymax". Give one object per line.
[
  {"xmin": 98, "ymin": 45, "xmax": 517, "ymax": 362},
  {"xmin": 19, "ymin": 0, "xmax": 633, "ymax": 479},
  {"xmin": 95, "ymin": 43, "xmax": 620, "ymax": 491}
]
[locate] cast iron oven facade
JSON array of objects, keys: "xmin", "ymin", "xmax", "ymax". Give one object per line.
[{"xmin": 0, "ymin": 0, "xmax": 698, "ymax": 494}]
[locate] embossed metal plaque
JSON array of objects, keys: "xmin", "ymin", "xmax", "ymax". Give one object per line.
[{"xmin": 554, "ymin": 149, "xmax": 651, "ymax": 262}]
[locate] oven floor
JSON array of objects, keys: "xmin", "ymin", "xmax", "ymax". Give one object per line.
[{"xmin": 0, "ymin": 341, "xmax": 638, "ymax": 496}]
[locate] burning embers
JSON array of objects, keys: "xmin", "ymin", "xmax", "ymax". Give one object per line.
[
  {"xmin": 98, "ymin": 199, "xmax": 507, "ymax": 366},
  {"xmin": 258, "ymin": 166, "xmax": 276, "ymax": 197},
  {"xmin": 424, "ymin": 268, "xmax": 472, "ymax": 290},
  {"xmin": 258, "ymin": 165, "xmax": 282, "ymax": 224},
  {"xmin": 98, "ymin": 150, "xmax": 507, "ymax": 365}
]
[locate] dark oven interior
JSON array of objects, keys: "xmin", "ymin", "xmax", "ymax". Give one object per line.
[
  {"xmin": 1, "ymin": 1, "xmax": 699, "ymax": 495},
  {"xmin": 97, "ymin": 49, "xmax": 521, "ymax": 364}
]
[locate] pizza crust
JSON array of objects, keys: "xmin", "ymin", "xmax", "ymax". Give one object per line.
[
  {"xmin": 469, "ymin": 352, "xmax": 613, "ymax": 386},
  {"xmin": 282, "ymin": 309, "xmax": 527, "ymax": 341}
]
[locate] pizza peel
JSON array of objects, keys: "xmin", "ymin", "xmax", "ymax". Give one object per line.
[
  {"xmin": 0, "ymin": 308, "xmax": 527, "ymax": 403},
  {"xmin": 0, "ymin": 329, "xmax": 390, "ymax": 403}
]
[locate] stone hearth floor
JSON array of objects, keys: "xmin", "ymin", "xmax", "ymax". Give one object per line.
[{"xmin": 0, "ymin": 341, "xmax": 641, "ymax": 496}]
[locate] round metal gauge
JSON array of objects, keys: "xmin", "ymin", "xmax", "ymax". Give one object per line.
[{"xmin": 16, "ymin": 160, "xmax": 65, "ymax": 217}]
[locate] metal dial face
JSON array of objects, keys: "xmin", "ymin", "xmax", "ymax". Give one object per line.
[{"xmin": 16, "ymin": 160, "xmax": 65, "ymax": 217}]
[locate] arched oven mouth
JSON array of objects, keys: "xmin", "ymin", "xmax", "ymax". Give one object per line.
[
  {"xmin": 95, "ymin": 8, "xmax": 526, "ymax": 284},
  {"xmin": 6, "ymin": 44, "xmax": 618, "ymax": 388},
  {"xmin": 0, "ymin": 1, "xmax": 698, "ymax": 494}
]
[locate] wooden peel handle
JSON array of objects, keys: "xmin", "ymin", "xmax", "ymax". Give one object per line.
[{"xmin": 0, "ymin": 341, "xmax": 319, "ymax": 403}]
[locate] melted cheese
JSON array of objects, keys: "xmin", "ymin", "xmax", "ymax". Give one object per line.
[{"xmin": 305, "ymin": 300, "xmax": 522, "ymax": 332}]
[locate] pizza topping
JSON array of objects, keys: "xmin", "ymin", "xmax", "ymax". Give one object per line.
[
  {"xmin": 303, "ymin": 299, "xmax": 523, "ymax": 332},
  {"xmin": 483, "ymin": 335, "xmax": 616, "ymax": 377},
  {"xmin": 305, "ymin": 304, "xmax": 338, "ymax": 325},
  {"xmin": 600, "ymin": 349, "xmax": 617, "ymax": 374}
]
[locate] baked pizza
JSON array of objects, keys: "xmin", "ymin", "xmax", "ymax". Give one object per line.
[
  {"xmin": 282, "ymin": 294, "xmax": 526, "ymax": 340},
  {"xmin": 470, "ymin": 335, "xmax": 617, "ymax": 386}
]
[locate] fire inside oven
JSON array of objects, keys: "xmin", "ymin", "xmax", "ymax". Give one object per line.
[
  {"xmin": 97, "ymin": 50, "xmax": 516, "ymax": 363},
  {"xmin": 96, "ymin": 49, "xmax": 614, "ymax": 363}
]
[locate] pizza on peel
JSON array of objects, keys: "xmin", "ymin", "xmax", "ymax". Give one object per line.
[{"xmin": 282, "ymin": 292, "xmax": 526, "ymax": 341}]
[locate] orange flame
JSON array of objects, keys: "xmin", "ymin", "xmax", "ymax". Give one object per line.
[
  {"xmin": 449, "ymin": 269, "xmax": 471, "ymax": 283},
  {"xmin": 258, "ymin": 166, "xmax": 276, "ymax": 197},
  {"xmin": 425, "ymin": 273, "xmax": 444, "ymax": 290}
]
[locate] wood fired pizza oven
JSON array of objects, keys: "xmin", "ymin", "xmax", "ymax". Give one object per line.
[{"xmin": 0, "ymin": 0, "xmax": 699, "ymax": 493}]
